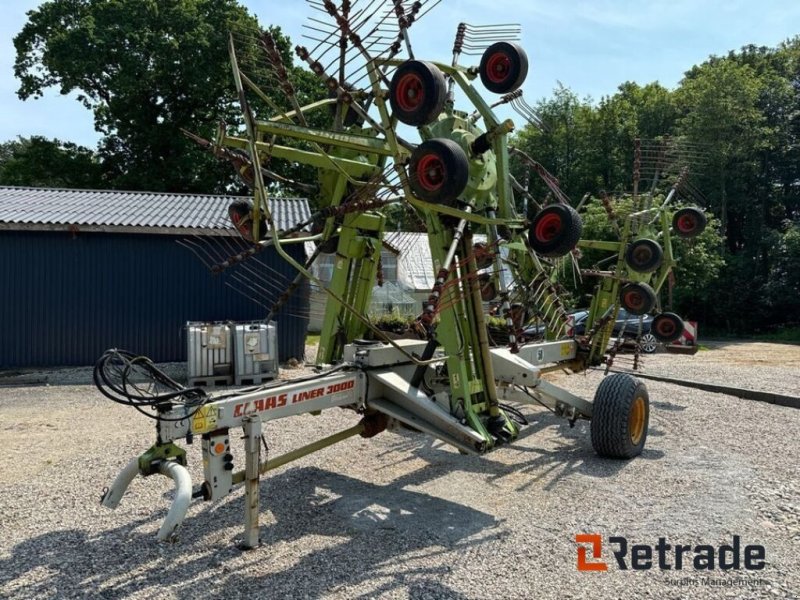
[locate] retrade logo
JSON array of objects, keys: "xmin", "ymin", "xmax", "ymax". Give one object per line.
[
  {"xmin": 576, "ymin": 535, "xmax": 765, "ymax": 572},
  {"xmin": 576, "ymin": 534, "xmax": 608, "ymax": 571}
]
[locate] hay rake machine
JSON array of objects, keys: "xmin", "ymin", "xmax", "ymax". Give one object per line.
[{"xmin": 98, "ymin": 0, "xmax": 707, "ymax": 545}]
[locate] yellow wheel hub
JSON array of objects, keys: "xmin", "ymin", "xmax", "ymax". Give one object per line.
[{"xmin": 629, "ymin": 396, "xmax": 646, "ymax": 445}]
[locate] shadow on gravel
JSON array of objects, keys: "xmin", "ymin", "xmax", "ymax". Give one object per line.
[
  {"xmin": 373, "ymin": 411, "xmax": 666, "ymax": 493},
  {"xmin": 0, "ymin": 467, "xmax": 500, "ymax": 599}
]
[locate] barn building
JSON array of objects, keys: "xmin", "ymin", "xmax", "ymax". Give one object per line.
[{"xmin": 0, "ymin": 186, "xmax": 310, "ymax": 368}]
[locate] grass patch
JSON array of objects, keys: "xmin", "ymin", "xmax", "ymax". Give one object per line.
[
  {"xmin": 751, "ymin": 326, "xmax": 800, "ymax": 344},
  {"xmin": 306, "ymin": 334, "xmax": 320, "ymax": 346}
]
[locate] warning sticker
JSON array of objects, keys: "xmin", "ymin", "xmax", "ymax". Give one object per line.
[
  {"xmin": 561, "ymin": 343, "xmax": 573, "ymax": 357},
  {"xmin": 192, "ymin": 405, "xmax": 218, "ymax": 434}
]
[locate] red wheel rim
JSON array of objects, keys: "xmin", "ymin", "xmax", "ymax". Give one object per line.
[
  {"xmin": 416, "ymin": 153, "xmax": 446, "ymax": 192},
  {"xmin": 534, "ymin": 212, "xmax": 563, "ymax": 243},
  {"xmin": 632, "ymin": 245, "xmax": 652, "ymax": 266},
  {"xmin": 677, "ymin": 214, "xmax": 696, "ymax": 233},
  {"xmin": 486, "ymin": 52, "xmax": 511, "ymax": 84},
  {"xmin": 395, "ymin": 73, "xmax": 425, "ymax": 112},
  {"xmin": 624, "ymin": 290, "xmax": 644, "ymax": 310},
  {"xmin": 655, "ymin": 319, "xmax": 676, "ymax": 337}
]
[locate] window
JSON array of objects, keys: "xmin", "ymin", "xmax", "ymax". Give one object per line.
[{"xmin": 381, "ymin": 252, "xmax": 398, "ymax": 282}]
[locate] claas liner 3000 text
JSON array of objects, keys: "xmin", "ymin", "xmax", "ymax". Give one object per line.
[{"xmin": 97, "ymin": 1, "xmax": 707, "ymax": 546}]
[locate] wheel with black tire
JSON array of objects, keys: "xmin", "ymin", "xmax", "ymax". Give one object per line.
[
  {"xmin": 528, "ymin": 204, "xmax": 583, "ymax": 258},
  {"xmin": 591, "ymin": 373, "xmax": 649, "ymax": 458},
  {"xmin": 479, "ymin": 42, "xmax": 529, "ymax": 94},
  {"xmin": 389, "ymin": 60, "xmax": 447, "ymax": 126},
  {"xmin": 408, "ymin": 138, "xmax": 470, "ymax": 204},
  {"xmin": 229, "ymin": 201, "xmax": 266, "ymax": 242},
  {"xmin": 625, "ymin": 239, "xmax": 663, "ymax": 273},
  {"xmin": 619, "ymin": 282, "xmax": 657, "ymax": 315},
  {"xmin": 672, "ymin": 207, "xmax": 707, "ymax": 239},
  {"xmin": 651, "ymin": 312, "xmax": 684, "ymax": 343}
]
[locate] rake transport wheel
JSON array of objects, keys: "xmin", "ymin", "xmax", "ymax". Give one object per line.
[
  {"xmin": 408, "ymin": 138, "xmax": 470, "ymax": 204},
  {"xmin": 651, "ymin": 312, "xmax": 685, "ymax": 343},
  {"xmin": 479, "ymin": 42, "xmax": 529, "ymax": 94},
  {"xmin": 619, "ymin": 282, "xmax": 657, "ymax": 315},
  {"xmin": 528, "ymin": 204, "xmax": 583, "ymax": 257},
  {"xmin": 625, "ymin": 239, "xmax": 663, "ymax": 273},
  {"xmin": 229, "ymin": 200, "xmax": 266, "ymax": 242},
  {"xmin": 591, "ymin": 373, "xmax": 649, "ymax": 459},
  {"xmin": 389, "ymin": 60, "xmax": 447, "ymax": 126},
  {"xmin": 672, "ymin": 207, "xmax": 707, "ymax": 239}
]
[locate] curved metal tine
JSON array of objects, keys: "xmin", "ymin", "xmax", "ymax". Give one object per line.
[
  {"xmin": 229, "ymin": 271, "xmax": 283, "ymax": 305},
  {"xmin": 327, "ymin": 33, "xmax": 389, "ymax": 74},
  {"xmin": 181, "ymin": 237, "xmax": 228, "ymax": 272},
  {"xmin": 213, "ymin": 227, "xmax": 253, "ymax": 258},
  {"xmin": 227, "ymin": 273, "xmax": 272, "ymax": 305},
  {"xmin": 225, "ymin": 280, "xmax": 269, "ymax": 309},
  {"xmin": 531, "ymin": 276, "xmax": 549, "ymax": 300},
  {"xmin": 515, "ymin": 95, "xmax": 546, "ymax": 130},
  {"xmin": 463, "ymin": 22, "xmax": 521, "ymax": 29},
  {"xmin": 412, "ymin": 0, "xmax": 441, "ymax": 21},
  {"xmin": 239, "ymin": 256, "xmax": 296, "ymax": 292},
  {"xmin": 176, "ymin": 239, "xmax": 217, "ymax": 271}
]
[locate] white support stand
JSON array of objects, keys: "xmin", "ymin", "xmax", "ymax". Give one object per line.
[{"xmin": 241, "ymin": 414, "xmax": 262, "ymax": 549}]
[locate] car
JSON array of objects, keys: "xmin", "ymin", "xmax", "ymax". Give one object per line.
[{"xmin": 521, "ymin": 308, "xmax": 662, "ymax": 353}]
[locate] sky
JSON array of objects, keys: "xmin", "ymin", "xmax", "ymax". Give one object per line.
[{"xmin": 1, "ymin": 0, "xmax": 798, "ymax": 149}]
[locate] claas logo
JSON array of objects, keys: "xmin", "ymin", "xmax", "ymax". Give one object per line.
[{"xmin": 576, "ymin": 535, "xmax": 765, "ymax": 572}]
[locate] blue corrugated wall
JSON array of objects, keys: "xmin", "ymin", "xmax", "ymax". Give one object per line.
[{"xmin": 0, "ymin": 230, "xmax": 309, "ymax": 367}]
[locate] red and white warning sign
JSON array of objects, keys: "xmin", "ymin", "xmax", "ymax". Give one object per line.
[{"xmin": 672, "ymin": 320, "xmax": 698, "ymax": 346}]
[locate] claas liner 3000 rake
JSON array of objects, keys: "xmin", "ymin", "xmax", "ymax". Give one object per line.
[{"xmin": 98, "ymin": 1, "xmax": 707, "ymax": 545}]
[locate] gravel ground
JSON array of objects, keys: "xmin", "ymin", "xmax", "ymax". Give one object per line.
[{"xmin": 0, "ymin": 342, "xmax": 798, "ymax": 599}]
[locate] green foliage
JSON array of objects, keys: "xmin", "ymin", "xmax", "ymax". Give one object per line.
[
  {"xmin": 7, "ymin": 2, "xmax": 799, "ymax": 334},
  {"xmin": 669, "ymin": 212, "xmax": 726, "ymax": 320},
  {"xmin": 371, "ymin": 310, "xmax": 414, "ymax": 333},
  {"xmin": 0, "ymin": 136, "xmax": 104, "ymax": 188},
  {"xmin": 13, "ymin": 0, "xmax": 326, "ymax": 193},
  {"xmin": 574, "ymin": 195, "xmax": 726, "ymax": 318},
  {"xmin": 512, "ymin": 37, "xmax": 799, "ymax": 333}
]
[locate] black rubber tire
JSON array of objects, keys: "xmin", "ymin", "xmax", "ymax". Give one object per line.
[
  {"xmin": 408, "ymin": 138, "xmax": 470, "ymax": 204},
  {"xmin": 591, "ymin": 373, "xmax": 649, "ymax": 459},
  {"xmin": 619, "ymin": 282, "xmax": 657, "ymax": 315},
  {"xmin": 479, "ymin": 42, "xmax": 529, "ymax": 94},
  {"xmin": 651, "ymin": 312, "xmax": 684, "ymax": 343},
  {"xmin": 228, "ymin": 201, "xmax": 266, "ymax": 242},
  {"xmin": 389, "ymin": 60, "xmax": 447, "ymax": 126},
  {"xmin": 672, "ymin": 207, "xmax": 707, "ymax": 239},
  {"xmin": 528, "ymin": 204, "xmax": 583, "ymax": 258},
  {"xmin": 625, "ymin": 238, "xmax": 663, "ymax": 273}
]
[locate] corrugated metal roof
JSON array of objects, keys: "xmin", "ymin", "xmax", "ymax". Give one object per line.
[{"xmin": 0, "ymin": 186, "xmax": 311, "ymax": 232}]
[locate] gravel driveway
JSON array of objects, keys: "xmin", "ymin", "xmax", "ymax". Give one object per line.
[{"xmin": 0, "ymin": 342, "xmax": 798, "ymax": 599}]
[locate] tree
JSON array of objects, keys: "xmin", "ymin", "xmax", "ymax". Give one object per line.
[
  {"xmin": 13, "ymin": 0, "xmax": 326, "ymax": 193},
  {"xmin": 0, "ymin": 136, "xmax": 104, "ymax": 188},
  {"xmin": 511, "ymin": 85, "xmax": 598, "ymax": 202},
  {"xmin": 675, "ymin": 59, "xmax": 771, "ymax": 250}
]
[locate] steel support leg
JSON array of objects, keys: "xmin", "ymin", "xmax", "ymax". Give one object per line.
[{"xmin": 241, "ymin": 415, "xmax": 262, "ymax": 549}]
